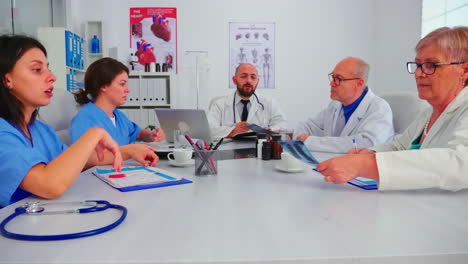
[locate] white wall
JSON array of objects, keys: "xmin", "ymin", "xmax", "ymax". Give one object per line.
[{"xmin": 69, "ymin": 0, "xmax": 422, "ymax": 128}]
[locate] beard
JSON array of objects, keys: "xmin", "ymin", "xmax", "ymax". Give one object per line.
[{"xmin": 237, "ymin": 84, "xmax": 256, "ymax": 98}]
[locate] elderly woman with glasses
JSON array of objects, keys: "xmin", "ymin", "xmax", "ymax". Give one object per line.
[{"xmin": 317, "ymin": 26, "xmax": 468, "ymax": 191}]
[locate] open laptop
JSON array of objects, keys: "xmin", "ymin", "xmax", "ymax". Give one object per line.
[{"xmin": 154, "ymin": 108, "xmax": 213, "ymax": 143}]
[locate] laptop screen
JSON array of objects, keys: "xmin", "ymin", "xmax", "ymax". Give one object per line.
[{"xmin": 154, "ymin": 109, "xmax": 213, "ymax": 143}]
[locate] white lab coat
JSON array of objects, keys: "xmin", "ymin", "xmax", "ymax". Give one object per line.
[
  {"xmin": 372, "ymin": 86, "xmax": 468, "ymax": 191},
  {"xmin": 294, "ymin": 88, "xmax": 394, "ymax": 153},
  {"xmin": 207, "ymin": 92, "xmax": 288, "ymax": 138}
]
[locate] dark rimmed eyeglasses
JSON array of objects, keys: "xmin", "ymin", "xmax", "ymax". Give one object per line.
[
  {"xmin": 406, "ymin": 62, "xmax": 464, "ymax": 75},
  {"xmin": 328, "ymin": 73, "xmax": 361, "ymax": 85}
]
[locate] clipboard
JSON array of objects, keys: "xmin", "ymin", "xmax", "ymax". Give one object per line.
[
  {"xmin": 347, "ymin": 177, "xmax": 378, "ymax": 190},
  {"xmin": 93, "ymin": 166, "xmax": 192, "ymax": 192}
]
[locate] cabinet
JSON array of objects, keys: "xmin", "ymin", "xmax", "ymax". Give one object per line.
[
  {"xmin": 118, "ymin": 72, "xmax": 174, "ymax": 129},
  {"xmin": 37, "ymin": 27, "xmax": 85, "ymax": 91},
  {"xmin": 83, "ymin": 21, "xmax": 103, "ymax": 67}
]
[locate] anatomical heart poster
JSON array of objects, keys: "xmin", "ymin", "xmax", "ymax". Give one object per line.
[
  {"xmin": 229, "ymin": 22, "xmax": 275, "ymax": 89},
  {"xmin": 130, "ymin": 7, "xmax": 177, "ymax": 72}
]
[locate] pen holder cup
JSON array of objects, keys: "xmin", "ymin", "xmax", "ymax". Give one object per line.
[{"xmin": 194, "ymin": 150, "xmax": 219, "ymax": 176}]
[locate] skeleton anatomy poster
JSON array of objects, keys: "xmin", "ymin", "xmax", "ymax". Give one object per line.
[
  {"xmin": 229, "ymin": 22, "xmax": 275, "ymax": 89},
  {"xmin": 130, "ymin": 7, "xmax": 177, "ymax": 72}
]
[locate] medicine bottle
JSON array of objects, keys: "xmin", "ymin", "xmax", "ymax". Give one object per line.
[
  {"xmin": 270, "ymin": 134, "xmax": 282, "ymax": 160},
  {"xmin": 91, "ymin": 35, "xmax": 100, "ymax": 53},
  {"xmin": 261, "ymin": 141, "xmax": 272, "ymax": 160},
  {"xmin": 256, "ymin": 133, "xmax": 267, "ymax": 159}
]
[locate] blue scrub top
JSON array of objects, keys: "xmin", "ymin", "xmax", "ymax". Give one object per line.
[
  {"xmin": 0, "ymin": 118, "xmax": 67, "ymax": 207},
  {"xmin": 71, "ymin": 102, "xmax": 141, "ymax": 146}
]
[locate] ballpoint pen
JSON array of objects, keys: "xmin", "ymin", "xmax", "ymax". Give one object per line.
[
  {"xmin": 212, "ymin": 137, "xmax": 224, "ymax": 150},
  {"xmin": 352, "ymin": 138, "xmax": 358, "ymax": 153},
  {"xmin": 185, "ymin": 134, "xmax": 201, "ymax": 150}
]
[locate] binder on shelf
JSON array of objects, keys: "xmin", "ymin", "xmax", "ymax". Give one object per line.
[
  {"xmin": 159, "ymin": 78, "xmax": 167, "ymax": 105},
  {"xmin": 152, "ymin": 78, "xmax": 160, "ymax": 105},
  {"xmin": 146, "ymin": 109, "xmax": 153, "ymax": 128},
  {"xmin": 66, "ymin": 71, "xmax": 71, "ymax": 91},
  {"xmin": 73, "ymin": 34, "xmax": 79, "ymax": 68},
  {"xmin": 93, "ymin": 165, "xmax": 192, "ymax": 192},
  {"xmin": 127, "ymin": 78, "xmax": 139, "ymax": 106},
  {"xmin": 65, "ymin": 30, "xmax": 74, "ymax": 67},
  {"xmin": 147, "ymin": 79, "xmax": 155, "ymax": 105},
  {"xmin": 140, "ymin": 78, "xmax": 149, "ymax": 106},
  {"xmin": 140, "ymin": 108, "xmax": 149, "ymax": 129},
  {"xmin": 80, "ymin": 36, "xmax": 85, "ymax": 69}
]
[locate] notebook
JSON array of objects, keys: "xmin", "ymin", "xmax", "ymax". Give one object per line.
[{"xmin": 155, "ymin": 109, "xmax": 213, "ymax": 143}]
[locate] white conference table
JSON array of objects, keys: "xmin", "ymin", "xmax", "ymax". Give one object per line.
[{"xmin": 1, "ymin": 146, "xmax": 468, "ymax": 263}]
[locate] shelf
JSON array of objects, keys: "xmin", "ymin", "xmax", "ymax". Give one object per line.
[
  {"xmin": 129, "ymin": 71, "xmax": 175, "ymax": 77},
  {"xmin": 119, "ymin": 73, "xmax": 174, "ymax": 128},
  {"xmin": 83, "ymin": 21, "xmax": 103, "ymax": 69},
  {"xmin": 66, "ymin": 66, "xmax": 85, "ymax": 73}
]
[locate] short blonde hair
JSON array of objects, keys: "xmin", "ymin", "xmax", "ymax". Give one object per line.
[
  {"xmin": 417, "ymin": 27, "xmax": 468, "ymax": 62},
  {"xmin": 417, "ymin": 27, "xmax": 468, "ymax": 86}
]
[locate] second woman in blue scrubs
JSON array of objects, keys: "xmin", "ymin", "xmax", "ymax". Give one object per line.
[{"xmin": 71, "ymin": 58, "xmax": 165, "ymax": 146}]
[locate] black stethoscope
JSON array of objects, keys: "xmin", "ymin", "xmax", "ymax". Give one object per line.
[
  {"xmin": 232, "ymin": 92, "xmax": 265, "ymax": 123},
  {"xmin": 0, "ymin": 200, "xmax": 127, "ymax": 241}
]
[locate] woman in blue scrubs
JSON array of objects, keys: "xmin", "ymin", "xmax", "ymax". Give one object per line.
[
  {"xmin": 71, "ymin": 57, "xmax": 165, "ymax": 146},
  {"xmin": 0, "ymin": 35, "xmax": 137, "ymax": 207}
]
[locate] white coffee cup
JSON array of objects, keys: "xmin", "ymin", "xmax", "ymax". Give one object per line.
[
  {"xmin": 168, "ymin": 149, "xmax": 193, "ymax": 163},
  {"xmin": 278, "ymin": 152, "xmax": 305, "ymax": 170}
]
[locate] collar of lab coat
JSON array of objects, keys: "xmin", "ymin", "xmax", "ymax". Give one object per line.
[
  {"xmin": 225, "ymin": 92, "xmax": 263, "ymax": 123},
  {"xmin": 330, "ymin": 87, "xmax": 376, "ymax": 136},
  {"xmin": 422, "ymin": 85, "xmax": 468, "ymax": 146}
]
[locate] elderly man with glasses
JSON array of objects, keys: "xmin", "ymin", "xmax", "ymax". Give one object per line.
[{"xmin": 293, "ymin": 57, "xmax": 394, "ymax": 153}]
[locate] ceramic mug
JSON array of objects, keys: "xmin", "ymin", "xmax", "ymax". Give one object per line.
[
  {"xmin": 168, "ymin": 149, "xmax": 193, "ymax": 163},
  {"xmin": 278, "ymin": 152, "xmax": 305, "ymax": 170}
]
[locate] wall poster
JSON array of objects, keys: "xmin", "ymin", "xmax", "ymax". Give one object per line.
[
  {"xmin": 130, "ymin": 7, "xmax": 177, "ymax": 72},
  {"xmin": 229, "ymin": 22, "xmax": 275, "ymax": 89}
]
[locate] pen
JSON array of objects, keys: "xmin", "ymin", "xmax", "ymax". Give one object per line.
[
  {"xmin": 352, "ymin": 138, "xmax": 358, "ymax": 153},
  {"xmin": 212, "ymin": 138, "xmax": 224, "ymax": 150},
  {"xmin": 185, "ymin": 134, "xmax": 201, "ymax": 150}
]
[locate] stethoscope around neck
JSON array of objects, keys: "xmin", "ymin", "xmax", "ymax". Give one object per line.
[
  {"xmin": 0, "ymin": 200, "xmax": 127, "ymax": 241},
  {"xmin": 232, "ymin": 92, "xmax": 265, "ymax": 123}
]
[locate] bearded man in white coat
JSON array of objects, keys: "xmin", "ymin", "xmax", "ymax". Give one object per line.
[
  {"xmin": 208, "ymin": 63, "xmax": 288, "ymax": 139},
  {"xmin": 294, "ymin": 57, "xmax": 394, "ymax": 153}
]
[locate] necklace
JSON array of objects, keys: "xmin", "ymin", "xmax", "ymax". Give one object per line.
[{"xmin": 423, "ymin": 119, "xmax": 430, "ymax": 136}]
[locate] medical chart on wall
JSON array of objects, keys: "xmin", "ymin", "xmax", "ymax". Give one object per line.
[
  {"xmin": 229, "ymin": 22, "xmax": 275, "ymax": 89},
  {"xmin": 130, "ymin": 7, "xmax": 177, "ymax": 72}
]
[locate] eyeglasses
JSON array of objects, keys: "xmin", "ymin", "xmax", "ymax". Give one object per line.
[
  {"xmin": 406, "ymin": 62, "xmax": 464, "ymax": 75},
  {"xmin": 328, "ymin": 73, "xmax": 361, "ymax": 85}
]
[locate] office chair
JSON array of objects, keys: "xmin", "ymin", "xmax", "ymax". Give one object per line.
[
  {"xmin": 380, "ymin": 92, "xmax": 429, "ymax": 134},
  {"xmin": 38, "ymin": 89, "xmax": 79, "ymax": 146}
]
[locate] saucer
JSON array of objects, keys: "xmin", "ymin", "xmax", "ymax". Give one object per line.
[
  {"xmin": 168, "ymin": 159, "xmax": 194, "ymax": 167},
  {"xmin": 275, "ymin": 164, "xmax": 305, "ymax": 173}
]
